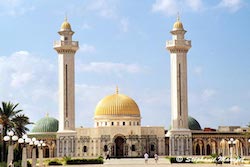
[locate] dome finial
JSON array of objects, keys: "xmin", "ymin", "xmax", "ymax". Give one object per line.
[
  {"xmin": 65, "ymin": 12, "xmax": 68, "ymax": 22},
  {"xmin": 116, "ymin": 85, "xmax": 119, "ymax": 94},
  {"xmin": 177, "ymin": 12, "xmax": 180, "ymax": 21},
  {"xmin": 173, "ymin": 12, "xmax": 184, "ymax": 30},
  {"xmin": 60, "ymin": 14, "xmax": 72, "ymax": 30}
]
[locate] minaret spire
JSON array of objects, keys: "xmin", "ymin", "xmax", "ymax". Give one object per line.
[
  {"xmin": 116, "ymin": 86, "xmax": 119, "ymax": 94},
  {"xmin": 65, "ymin": 13, "xmax": 68, "ymax": 22},
  {"xmin": 177, "ymin": 12, "xmax": 180, "ymax": 21}
]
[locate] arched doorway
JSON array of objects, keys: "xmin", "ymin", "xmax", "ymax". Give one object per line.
[
  {"xmin": 44, "ymin": 146, "xmax": 49, "ymax": 158},
  {"xmin": 115, "ymin": 136, "xmax": 125, "ymax": 157},
  {"xmin": 196, "ymin": 144, "xmax": 200, "ymax": 155},
  {"xmin": 207, "ymin": 144, "xmax": 211, "ymax": 155}
]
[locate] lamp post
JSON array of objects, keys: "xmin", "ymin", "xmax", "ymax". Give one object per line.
[
  {"xmin": 29, "ymin": 137, "xmax": 39, "ymax": 167},
  {"xmin": 3, "ymin": 131, "xmax": 18, "ymax": 166},
  {"xmin": 38, "ymin": 140, "xmax": 46, "ymax": 167},
  {"xmin": 228, "ymin": 138, "xmax": 236, "ymax": 164},
  {"xmin": 18, "ymin": 134, "xmax": 31, "ymax": 167}
]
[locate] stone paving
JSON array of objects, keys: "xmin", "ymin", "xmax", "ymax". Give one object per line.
[{"xmin": 49, "ymin": 158, "xmax": 250, "ymax": 167}]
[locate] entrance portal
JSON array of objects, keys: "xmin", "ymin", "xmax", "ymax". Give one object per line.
[{"xmin": 115, "ymin": 136, "xmax": 125, "ymax": 157}]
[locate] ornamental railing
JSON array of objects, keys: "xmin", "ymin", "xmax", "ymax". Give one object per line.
[
  {"xmin": 166, "ymin": 40, "xmax": 191, "ymax": 47},
  {"xmin": 54, "ymin": 41, "xmax": 79, "ymax": 47}
]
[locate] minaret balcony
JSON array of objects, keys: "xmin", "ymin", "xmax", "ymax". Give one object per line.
[
  {"xmin": 166, "ymin": 40, "xmax": 191, "ymax": 48},
  {"xmin": 53, "ymin": 40, "xmax": 79, "ymax": 50}
]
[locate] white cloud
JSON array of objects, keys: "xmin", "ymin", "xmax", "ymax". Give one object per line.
[
  {"xmin": 152, "ymin": 0, "xmax": 203, "ymax": 16},
  {"xmin": 11, "ymin": 72, "xmax": 33, "ymax": 88},
  {"xmin": 120, "ymin": 18, "xmax": 129, "ymax": 33},
  {"xmin": 217, "ymin": 0, "xmax": 243, "ymax": 12},
  {"xmin": 0, "ymin": 51, "xmax": 57, "ymax": 124},
  {"xmin": 152, "ymin": 0, "xmax": 178, "ymax": 16},
  {"xmin": 86, "ymin": 0, "xmax": 118, "ymax": 19},
  {"xmin": 186, "ymin": 0, "xmax": 203, "ymax": 11},
  {"xmin": 79, "ymin": 44, "xmax": 96, "ymax": 53},
  {"xmin": 229, "ymin": 105, "xmax": 241, "ymax": 112},
  {"xmin": 201, "ymin": 88, "xmax": 216, "ymax": 100},
  {"xmin": 0, "ymin": 0, "xmax": 35, "ymax": 16},
  {"xmin": 78, "ymin": 62, "xmax": 143, "ymax": 74}
]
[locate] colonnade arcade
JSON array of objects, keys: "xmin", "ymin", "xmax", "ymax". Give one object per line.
[
  {"xmin": 192, "ymin": 135, "xmax": 250, "ymax": 156},
  {"xmin": 26, "ymin": 138, "xmax": 57, "ymax": 158}
]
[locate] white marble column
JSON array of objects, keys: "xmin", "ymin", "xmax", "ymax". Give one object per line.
[
  {"xmin": 39, "ymin": 147, "xmax": 43, "ymax": 167},
  {"xmin": 7, "ymin": 145, "xmax": 13, "ymax": 166},
  {"xmin": 32, "ymin": 147, "xmax": 36, "ymax": 167},
  {"xmin": 22, "ymin": 146, "xmax": 27, "ymax": 167}
]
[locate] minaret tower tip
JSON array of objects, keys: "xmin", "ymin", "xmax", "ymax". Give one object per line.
[
  {"xmin": 116, "ymin": 86, "xmax": 119, "ymax": 94},
  {"xmin": 166, "ymin": 15, "xmax": 192, "ymax": 156},
  {"xmin": 54, "ymin": 18, "xmax": 79, "ymax": 132}
]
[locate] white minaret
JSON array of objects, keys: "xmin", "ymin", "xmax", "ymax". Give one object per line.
[
  {"xmin": 54, "ymin": 18, "xmax": 79, "ymax": 131},
  {"xmin": 166, "ymin": 16, "xmax": 192, "ymax": 156},
  {"xmin": 54, "ymin": 18, "xmax": 79, "ymax": 157}
]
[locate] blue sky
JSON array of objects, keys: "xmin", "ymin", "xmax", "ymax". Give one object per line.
[{"xmin": 0, "ymin": 0, "xmax": 250, "ymax": 130}]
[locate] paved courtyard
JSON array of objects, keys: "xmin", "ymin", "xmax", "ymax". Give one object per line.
[{"xmin": 49, "ymin": 158, "xmax": 250, "ymax": 167}]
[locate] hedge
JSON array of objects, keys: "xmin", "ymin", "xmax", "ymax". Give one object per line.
[
  {"xmin": 66, "ymin": 158, "xmax": 103, "ymax": 164},
  {"xmin": 48, "ymin": 161, "xmax": 63, "ymax": 166}
]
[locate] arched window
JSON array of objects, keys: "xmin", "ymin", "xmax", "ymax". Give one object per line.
[
  {"xmin": 150, "ymin": 144, "xmax": 155, "ymax": 151},
  {"xmin": 104, "ymin": 145, "xmax": 108, "ymax": 152},
  {"xmin": 83, "ymin": 146, "xmax": 87, "ymax": 152},
  {"xmin": 131, "ymin": 145, "xmax": 136, "ymax": 151}
]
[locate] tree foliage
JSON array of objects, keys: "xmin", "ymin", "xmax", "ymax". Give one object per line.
[{"xmin": 0, "ymin": 101, "xmax": 32, "ymax": 162}]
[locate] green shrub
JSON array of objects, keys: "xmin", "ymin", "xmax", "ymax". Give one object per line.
[
  {"xmin": 12, "ymin": 160, "xmax": 31, "ymax": 167},
  {"xmin": 27, "ymin": 161, "xmax": 31, "ymax": 167},
  {"xmin": 98, "ymin": 156, "xmax": 104, "ymax": 159},
  {"xmin": 48, "ymin": 160, "xmax": 63, "ymax": 166},
  {"xmin": 63, "ymin": 156, "xmax": 71, "ymax": 162},
  {"xmin": 210, "ymin": 153, "xmax": 218, "ymax": 158},
  {"xmin": 0, "ymin": 162, "xmax": 7, "ymax": 167},
  {"xmin": 66, "ymin": 158, "xmax": 103, "ymax": 164}
]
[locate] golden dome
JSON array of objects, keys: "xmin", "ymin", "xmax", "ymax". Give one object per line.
[
  {"xmin": 60, "ymin": 18, "xmax": 71, "ymax": 31},
  {"xmin": 173, "ymin": 14, "xmax": 184, "ymax": 30},
  {"xmin": 94, "ymin": 91, "xmax": 140, "ymax": 117},
  {"xmin": 173, "ymin": 21, "xmax": 183, "ymax": 30}
]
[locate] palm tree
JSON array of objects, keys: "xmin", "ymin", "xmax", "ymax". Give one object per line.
[{"xmin": 0, "ymin": 101, "xmax": 32, "ymax": 162}]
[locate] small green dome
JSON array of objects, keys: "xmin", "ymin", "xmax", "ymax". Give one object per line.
[
  {"xmin": 188, "ymin": 116, "xmax": 202, "ymax": 130},
  {"xmin": 168, "ymin": 116, "xmax": 202, "ymax": 130},
  {"xmin": 32, "ymin": 116, "xmax": 59, "ymax": 133}
]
